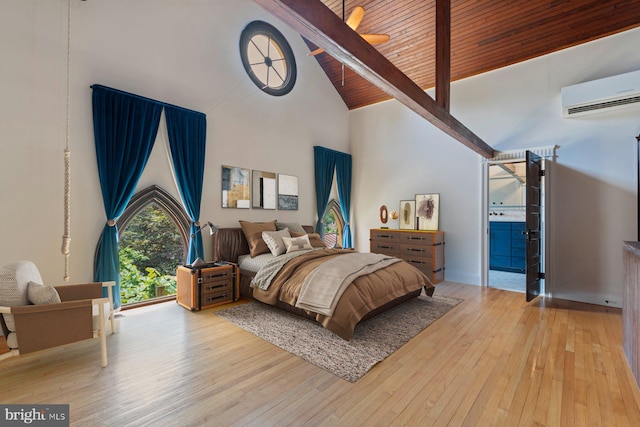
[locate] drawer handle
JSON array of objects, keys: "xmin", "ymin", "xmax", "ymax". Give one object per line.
[
  {"xmin": 203, "ymin": 272, "xmax": 229, "ymax": 280},
  {"xmin": 378, "ymin": 245, "xmax": 393, "ymax": 249},
  {"xmin": 204, "ymin": 294, "xmax": 228, "ymax": 302},
  {"xmin": 407, "ymin": 248, "xmax": 425, "ymax": 252},
  {"xmin": 407, "ymin": 237, "xmax": 426, "ymax": 241},
  {"xmin": 378, "ymin": 235, "xmax": 393, "ymax": 239},
  {"xmin": 204, "ymin": 283, "xmax": 229, "ymax": 291},
  {"xmin": 409, "ymin": 260, "xmax": 425, "ymax": 265}
]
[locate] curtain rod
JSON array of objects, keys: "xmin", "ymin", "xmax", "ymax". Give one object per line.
[
  {"xmin": 90, "ymin": 84, "xmax": 206, "ymax": 118},
  {"xmin": 314, "ymin": 145, "xmax": 352, "ymax": 158}
]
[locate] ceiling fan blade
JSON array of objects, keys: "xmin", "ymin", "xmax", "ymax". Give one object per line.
[
  {"xmin": 360, "ymin": 33, "xmax": 391, "ymax": 45},
  {"xmin": 345, "ymin": 6, "xmax": 365, "ymax": 31},
  {"xmin": 308, "ymin": 47, "xmax": 325, "ymax": 56}
]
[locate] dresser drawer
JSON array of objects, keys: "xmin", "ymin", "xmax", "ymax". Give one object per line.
[
  {"xmin": 399, "ymin": 244, "xmax": 433, "ymax": 260},
  {"xmin": 371, "ymin": 241, "xmax": 401, "ymax": 255},
  {"xmin": 370, "ymin": 229, "xmax": 401, "ymax": 242}
]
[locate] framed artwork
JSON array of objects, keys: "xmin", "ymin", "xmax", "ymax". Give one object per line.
[
  {"xmin": 252, "ymin": 170, "xmax": 277, "ymax": 209},
  {"xmin": 278, "ymin": 174, "xmax": 298, "ymax": 210},
  {"xmin": 415, "ymin": 193, "xmax": 439, "ymax": 230},
  {"xmin": 399, "ymin": 200, "xmax": 416, "ymax": 230},
  {"xmin": 221, "ymin": 165, "xmax": 250, "ymax": 208}
]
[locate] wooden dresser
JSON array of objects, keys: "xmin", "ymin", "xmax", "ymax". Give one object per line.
[
  {"xmin": 370, "ymin": 228, "xmax": 445, "ymax": 284},
  {"xmin": 176, "ymin": 263, "xmax": 237, "ymax": 311}
]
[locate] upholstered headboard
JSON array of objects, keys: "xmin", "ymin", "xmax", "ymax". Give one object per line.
[{"xmin": 211, "ymin": 225, "xmax": 314, "ymax": 263}]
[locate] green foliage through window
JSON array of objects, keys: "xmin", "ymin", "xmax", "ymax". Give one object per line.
[
  {"xmin": 322, "ymin": 199, "xmax": 343, "ymax": 248},
  {"xmin": 118, "ymin": 203, "xmax": 184, "ymax": 304}
]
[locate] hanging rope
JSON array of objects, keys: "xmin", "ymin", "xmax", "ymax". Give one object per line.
[{"xmin": 61, "ymin": 0, "xmax": 72, "ymax": 281}]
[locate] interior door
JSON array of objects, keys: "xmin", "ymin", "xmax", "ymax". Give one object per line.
[{"xmin": 525, "ymin": 151, "xmax": 543, "ymax": 301}]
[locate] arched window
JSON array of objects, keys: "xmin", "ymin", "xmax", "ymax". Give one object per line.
[
  {"xmin": 322, "ymin": 199, "xmax": 345, "ymax": 248},
  {"xmin": 117, "ymin": 186, "xmax": 191, "ymax": 306}
]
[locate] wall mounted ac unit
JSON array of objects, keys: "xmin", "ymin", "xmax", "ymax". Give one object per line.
[{"xmin": 561, "ymin": 69, "xmax": 640, "ymax": 118}]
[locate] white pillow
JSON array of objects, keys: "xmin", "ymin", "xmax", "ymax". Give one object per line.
[
  {"xmin": 282, "ymin": 234, "xmax": 313, "ymax": 253},
  {"xmin": 262, "ymin": 228, "xmax": 291, "ymax": 256},
  {"xmin": 27, "ymin": 281, "xmax": 61, "ymax": 305}
]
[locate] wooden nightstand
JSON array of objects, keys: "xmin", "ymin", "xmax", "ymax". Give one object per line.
[{"xmin": 176, "ymin": 263, "xmax": 238, "ymax": 311}]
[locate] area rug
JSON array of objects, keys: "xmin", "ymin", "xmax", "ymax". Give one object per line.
[{"xmin": 215, "ymin": 294, "xmax": 463, "ymax": 382}]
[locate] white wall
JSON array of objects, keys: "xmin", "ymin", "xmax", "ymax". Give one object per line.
[
  {"xmin": 0, "ymin": 0, "xmax": 348, "ymax": 284},
  {"xmin": 351, "ymin": 27, "xmax": 640, "ymax": 306}
]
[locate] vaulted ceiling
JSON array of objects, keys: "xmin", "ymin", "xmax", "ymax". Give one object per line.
[{"xmin": 304, "ymin": 0, "xmax": 640, "ymax": 110}]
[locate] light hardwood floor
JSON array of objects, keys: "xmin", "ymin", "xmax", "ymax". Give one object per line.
[{"xmin": 1, "ymin": 282, "xmax": 639, "ymax": 426}]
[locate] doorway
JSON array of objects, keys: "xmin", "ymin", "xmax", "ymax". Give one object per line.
[
  {"xmin": 482, "ymin": 146, "xmax": 555, "ymax": 297},
  {"xmin": 488, "ymin": 161, "xmax": 527, "ymax": 293}
]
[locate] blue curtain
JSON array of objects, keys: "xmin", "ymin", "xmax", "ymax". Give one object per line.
[
  {"xmin": 314, "ymin": 146, "xmax": 337, "ymax": 235},
  {"xmin": 92, "ymin": 85, "xmax": 163, "ymax": 308},
  {"xmin": 335, "ymin": 152, "xmax": 353, "ymax": 248},
  {"xmin": 165, "ymin": 106, "xmax": 207, "ymax": 264}
]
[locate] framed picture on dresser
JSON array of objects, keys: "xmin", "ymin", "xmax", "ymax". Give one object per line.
[
  {"xmin": 399, "ymin": 200, "xmax": 416, "ymax": 230},
  {"xmin": 415, "ymin": 193, "xmax": 439, "ymax": 230}
]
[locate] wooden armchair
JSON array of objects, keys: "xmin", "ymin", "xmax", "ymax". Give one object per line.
[{"xmin": 0, "ymin": 261, "xmax": 116, "ymax": 367}]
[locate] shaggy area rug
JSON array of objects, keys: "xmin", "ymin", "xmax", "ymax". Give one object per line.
[{"xmin": 215, "ymin": 294, "xmax": 463, "ymax": 382}]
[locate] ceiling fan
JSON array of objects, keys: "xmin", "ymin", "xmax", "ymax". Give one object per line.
[{"xmin": 308, "ymin": 5, "xmax": 390, "ymax": 56}]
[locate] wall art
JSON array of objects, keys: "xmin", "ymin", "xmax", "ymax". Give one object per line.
[
  {"xmin": 415, "ymin": 193, "xmax": 439, "ymax": 230},
  {"xmin": 252, "ymin": 170, "xmax": 277, "ymax": 209},
  {"xmin": 278, "ymin": 174, "xmax": 298, "ymax": 210},
  {"xmin": 221, "ymin": 165, "xmax": 250, "ymax": 208},
  {"xmin": 399, "ymin": 200, "xmax": 416, "ymax": 230}
]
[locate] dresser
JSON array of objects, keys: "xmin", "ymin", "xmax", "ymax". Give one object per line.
[
  {"xmin": 176, "ymin": 263, "xmax": 237, "ymax": 311},
  {"xmin": 370, "ymin": 229, "xmax": 445, "ymax": 284}
]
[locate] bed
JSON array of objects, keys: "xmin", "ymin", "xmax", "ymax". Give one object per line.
[{"xmin": 211, "ymin": 221, "xmax": 434, "ymax": 340}]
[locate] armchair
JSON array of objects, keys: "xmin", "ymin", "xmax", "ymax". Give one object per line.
[{"xmin": 0, "ymin": 261, "xmax": 115, "ymax": 367}]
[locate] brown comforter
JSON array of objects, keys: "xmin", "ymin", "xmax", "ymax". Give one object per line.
[{"xmin": 252, "ymin": 249, "xmax": 434, "ymax": 340}]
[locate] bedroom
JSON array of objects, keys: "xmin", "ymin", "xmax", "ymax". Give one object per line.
[{"xmin": 1, "ymin": 0, "xmax": 640, "ymax": 424}]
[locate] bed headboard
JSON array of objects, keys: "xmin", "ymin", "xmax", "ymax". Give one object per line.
[{"xmin": 211, "ymin": 225, "xmax": 315, "ymax": 263}]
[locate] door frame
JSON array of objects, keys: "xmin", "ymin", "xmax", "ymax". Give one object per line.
[{"xmin": 480, "ymin": 145, "xmax": 557, "ymax": 297}]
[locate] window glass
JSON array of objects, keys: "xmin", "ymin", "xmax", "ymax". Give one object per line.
[{"xmin": 322, "ymin": 199, "xmax": 344, "ymax": 248}]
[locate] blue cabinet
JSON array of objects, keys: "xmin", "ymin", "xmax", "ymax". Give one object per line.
[{"xmin": 490, "ymin": 221, "xmax": 525, "ymax": 273}]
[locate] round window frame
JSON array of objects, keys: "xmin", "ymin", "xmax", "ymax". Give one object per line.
[{"xmin": 239, "ymin": 20, "xmax": 297, "ymax": 96}]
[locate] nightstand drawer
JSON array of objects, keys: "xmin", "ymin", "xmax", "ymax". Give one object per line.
[
  {"xmin": 201, "ymin": 290, "xmax": 232, "ymax": 309},
  {"xmin": 200, "ymin": 268, "xmax": 233, "ymax": 283}
]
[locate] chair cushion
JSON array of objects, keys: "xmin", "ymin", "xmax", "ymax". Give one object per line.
[
  {"xmin": 0, "ymin": 261, "xmax": 43, "ymax": 332},
  {"xmin": 28, "ymin": 281, "xmax": 61, "ymax": 305}
]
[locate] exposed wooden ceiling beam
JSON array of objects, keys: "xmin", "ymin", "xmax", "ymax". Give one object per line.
[
  {"xmin": 435, "ymin": 0, "xmax": 451, "ymax": 112},
  {"xmin": 254, "ymin": 0, "xmax": 495, "ymax": 159}
]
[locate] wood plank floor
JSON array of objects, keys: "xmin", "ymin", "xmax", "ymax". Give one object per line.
[{"xmin": 1, "ymin": 282, "xmax": 639, "ymax": 426}]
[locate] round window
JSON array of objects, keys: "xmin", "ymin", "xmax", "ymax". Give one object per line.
[{"xmin": 239, "ymin": 21, "xmax": 297, "ymax": 96}]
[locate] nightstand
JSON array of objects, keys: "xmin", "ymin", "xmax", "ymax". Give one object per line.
[{"xmin": 176, "ymin": 263, "xmax": 238, "ymax": 311}]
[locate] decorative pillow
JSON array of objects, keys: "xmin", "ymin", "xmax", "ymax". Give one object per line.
[
  {"xmin": 0, "ymin": 261, "xmax": 43, "ymax": 333},
  {"xmin": 275, "ymin": 221, "xmax": 306, "ymax": 234},
  {"xmin": 282, "ymin": 234, "xmax": 313, "ymax": 253},
  {"xmin": 290, "ymin": 231, "xmax": 327, "ymax": 248},
  {"xmin": 27, "ymin": 281, "xmax": 61, "ymax": 305},
  {"xmin": 239, "ymin": 220, "xmax": 277, "ymax": 257},
  {"xmin": 262, "ymin": 228, "xmax": 291, "ymax": 256}
]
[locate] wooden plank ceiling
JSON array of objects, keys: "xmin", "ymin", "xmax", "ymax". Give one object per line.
[{"xmin": 305, "ymin": 0, "xmax": 640, "ymax": 110}]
